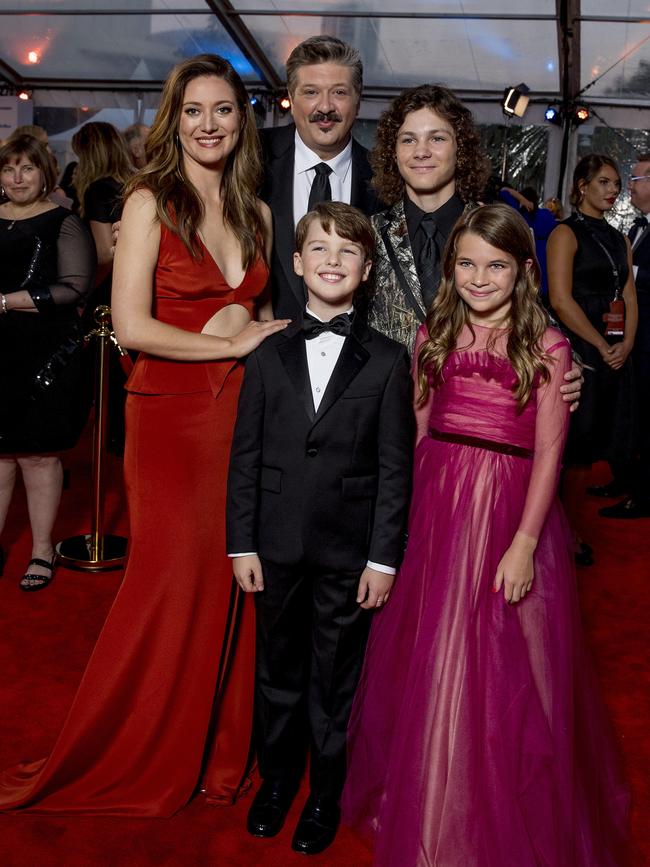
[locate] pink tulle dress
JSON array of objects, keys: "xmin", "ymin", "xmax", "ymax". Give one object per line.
[{"xmin": 342, "ymin": 323, "xmax": 629, "ymax": 867}]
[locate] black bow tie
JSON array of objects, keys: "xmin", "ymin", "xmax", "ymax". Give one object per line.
[{"xmin": 302, "ymin": 312, "xmax": 353, "ymax": 339}]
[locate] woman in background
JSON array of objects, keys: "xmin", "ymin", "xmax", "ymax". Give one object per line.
[
  {"xmin": 548, "ymin": 154, "xmax": 637, "ymax": 561},
  {"xmin": 72, "ymin": 121, "xmax": 133, "ymax": 301},
  {"xmin": 72, "ymin": 121, "xmax": 135, "ymax": 451},
  {"xmin": 0, "ymin": 135, "xmax": 95, "ymax": 590}
]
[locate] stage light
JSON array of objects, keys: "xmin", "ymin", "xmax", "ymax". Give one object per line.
[
  {"xmin": 249, "ymin": 92, "xmax": 266, "ymax": 120},
  {"xmin": 574, "ymin": 105, "xmax": 590, "ymax": 125},
  {"xmin": 545, "ymin": 104, "xmax": 562, "ymax": 125},
  {"xmin": 27, "ymin": 50, "xmax": 40, "ymax": 65},
  {"xmin": 502, "ymin": 83, "xmax": 530, "ymax": 118},
  {"xmin": 277, "ymin": 94, "xmax": 291, "ymax": 114},
  {"xmin": 17, "ymin": 90, "xmax": 30, "ymax": 101}
]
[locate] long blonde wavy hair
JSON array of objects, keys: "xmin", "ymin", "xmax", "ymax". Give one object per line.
[
  {"xmin": 417, "ymin": 204, "xmax": 552, "ymax": 411},
  {"xmin": 123, "ymin": 54, "xmax": 264, "ymax": 268},
  {"xmin": 72, "ymin": 122, "xmax": 134, "ymax": 218}
]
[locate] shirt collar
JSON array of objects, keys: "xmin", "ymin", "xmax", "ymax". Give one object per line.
[
  {"xmin": 404, "ymin": 192, "xmax": 465, "ymax": 239},
  {"xmin": 294, "ymin": 131, "xmax": 353, "ymax": 180},
  {"xmin": 305, "ymin": 304, "xmax": 354, "ymax": 322}
]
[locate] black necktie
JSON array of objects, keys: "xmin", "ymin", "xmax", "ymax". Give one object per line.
[
  {"xmin": 417, "ymin": 214, "xmax": 441, "ymax": 308},
  {"xmin": 308, "ymin": 163, "xmax": 333, "ymax": 212},
  {"xmin": 302, "ymin": 312, "xmax": 352, "ymax": 339}
]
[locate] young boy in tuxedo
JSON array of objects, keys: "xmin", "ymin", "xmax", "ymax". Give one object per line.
[{"xmin": 227, "ymin": 202, "xmax": 413, "ymax": 855}]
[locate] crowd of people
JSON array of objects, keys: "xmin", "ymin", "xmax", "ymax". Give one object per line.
[{"xmin": 0, "ymin": 32, "xmax": 643, "ymax": 866}]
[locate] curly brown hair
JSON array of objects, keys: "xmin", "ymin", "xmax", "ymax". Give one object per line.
[
  {"xmin": 417, "ymin": 204, "xmax": 553, "ymax": 411},
  {"xmin": 370, "ymin": 84, "xmax": 489, "ymax": 206}
]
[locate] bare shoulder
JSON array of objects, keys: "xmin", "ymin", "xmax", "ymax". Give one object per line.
[
  {"xmin": 124, "ymin": 186, "xmax": 156, "ymax": 213},
  {"xmin": 548, "ymin": 221, "xmax": 577, "ymax": 250}
]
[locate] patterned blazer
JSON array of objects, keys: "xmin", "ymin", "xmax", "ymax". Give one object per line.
[
  {"xmin": 368, "ymin": 199, "xmax": 474, "ymax": 354},
  {"xmin": 368, "ymin": 200, "xmax": 425, "ymax": 356}
]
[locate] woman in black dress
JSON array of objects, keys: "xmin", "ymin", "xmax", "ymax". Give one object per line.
[
  {"xmin": 548, "ymin": 154, "xmax": 638, "ymax": 558},
  {"xmin": 72, "ymin": 121, "xmax": 134, "ymax": 452},
  {"xmin": 0, "ymin": 135, "xmax": 95, "ymax": 589}
]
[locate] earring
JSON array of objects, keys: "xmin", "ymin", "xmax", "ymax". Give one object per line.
[
  {"xmin": 0, "ymin": 186, "xmax": 4, "ymax": 197},
  {"xmin": 42, "ymin": 184, "xmax": 46, "ymax": 194}
]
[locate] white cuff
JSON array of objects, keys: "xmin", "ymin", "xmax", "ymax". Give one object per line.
[
  {"xmin": 228, "ymin": 552, "xmax": 257, "ymax": 558},
  {"xmin": 366, "ymin": 560, "xmax": 396, "ymax": 575}
]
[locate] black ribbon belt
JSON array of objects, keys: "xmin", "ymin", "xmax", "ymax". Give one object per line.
[{"xmin": 428, "ymin": 428, "xmax": 533, "ymax": 459}]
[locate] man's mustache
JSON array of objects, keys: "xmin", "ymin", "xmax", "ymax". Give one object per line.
[{"xmin": 308, "ymin": 111, "xmax": 342, "ymax": 124}]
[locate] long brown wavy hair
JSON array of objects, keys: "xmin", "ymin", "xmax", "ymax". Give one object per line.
[
  {"xmin": 123, "ymin": 54, "xmax": 264, "ymax": 267},
  {"xmin": 370, "ymin": 84, "xmax": 490, "ymax": 206},
  {"xmin": 417, "ymin": 204, "xmax": 552, "ymax": 411},
  {"xmin": 72, "ymin": 121, "xmax": 134, "ymax": 218}
]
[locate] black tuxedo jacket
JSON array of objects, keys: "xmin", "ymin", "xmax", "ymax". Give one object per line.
[
  {"xmin": 631, "ymin": 220, "xmax": 650, "ymax": 292},
  {"xmin": 227, "ymin": 315, "xmax": 413, "ymax": 572},
  {"xmin": 259, "ymin": 124, "xmax": 384, "ymax": 321},
  {"xmin": 630, "ymin": 219, "xmax": 650, "ymax": 346}
]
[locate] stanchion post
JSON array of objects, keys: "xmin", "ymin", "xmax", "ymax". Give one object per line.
[{"xmin": 56, "ymin": 305, "xmax": 128, "ymax": 571}]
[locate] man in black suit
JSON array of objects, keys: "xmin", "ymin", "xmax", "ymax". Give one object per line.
[
  {"xmin": 601, "ymin": 153, "xmax": 650, "ymax": 518},
  {"xmin": 260, "ymin": 35, "xmax": 383, "ymax": 320},
  {"xmin": 227, "ymin": 203, "xmax": 412, "ymax": 855}
]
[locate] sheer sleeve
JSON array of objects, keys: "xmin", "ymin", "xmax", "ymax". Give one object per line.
[
  {"xmin": 517, "ymin": 331, "xmax": 572, "ymax": 540},
  {"xmin": 413, "ymin": 323, "xmax": 434, "ymax": 445},
  {"xmin": 49, "ymin": 213, "xmax": 96, "ymax": 306}
]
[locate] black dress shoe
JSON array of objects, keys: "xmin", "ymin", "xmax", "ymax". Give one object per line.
[
  {"xmin": 291, "ymin": 793, "xmax": 340, "ymax": 856},
  {"xmin": 586, "ymin": 480, "xmax": 628, "ymax": 498},
  {"xmin": 599, "ymin": 497, "xmax": 650, "ymax": 519},
  {"xmin": 246, "ymin": 779, "xmax": 298, "ymax": 838}
]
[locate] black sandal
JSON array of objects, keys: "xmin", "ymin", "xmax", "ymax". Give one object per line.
[{"xmin": 19, "ymin": 556, "xmax": 56, "ymax": 592}]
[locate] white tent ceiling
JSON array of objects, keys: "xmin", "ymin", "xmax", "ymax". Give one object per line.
[{"xmin": 0, "ymin": 0, "xmax": 649, "ymax": 110}]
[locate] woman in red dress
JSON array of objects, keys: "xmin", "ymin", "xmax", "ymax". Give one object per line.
[{"xmin": 0, "ymin": 54, "xmax": 288, "ymax": 816}]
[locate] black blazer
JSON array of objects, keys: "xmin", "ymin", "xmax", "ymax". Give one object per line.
[
  {"xmin": 259, "ymin": 124, "xmax": 384, "ymax": 321},
  {"xmin": 227, "ymin": 315, "xmax": 413, "ymax": 572},
  {"xmin": 631, "ymin": 221, "xmax": 650, "ymax": 349}
]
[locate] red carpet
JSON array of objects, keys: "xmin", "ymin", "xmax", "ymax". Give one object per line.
[{"xmin": 0, "ymin": 428, "xmax": 648, "ymax": 867}]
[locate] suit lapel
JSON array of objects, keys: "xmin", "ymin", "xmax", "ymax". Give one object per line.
[
  {"xmin": 382, "ymin": 201, "xmax": 426, "ymax": 317},
  {"xmin": 267, "ymin": 137, "xmax": 305, "ymax": 306},
  {"xmin": 632, "ymin": 224, "xmax": 650, "ymax": 251},
  {"xmin": 313, "ymin": 321, "xmax": 370, "ymax": 425},
  {"xmin": 278, "ymin": 327, "xmax": 315, "ymax": 422}
]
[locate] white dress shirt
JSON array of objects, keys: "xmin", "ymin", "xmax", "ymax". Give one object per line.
[
  {"xmin": 293, "ymin": 132, "xmax": 353, "ymax": 227},
  {"xmin": 229, "ymin": 305, "xmax": 395, "ymax": 576}
]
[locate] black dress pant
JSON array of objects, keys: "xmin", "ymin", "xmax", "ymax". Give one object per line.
[{"xmin": 254, "ymin": 557, "xmax": 371, "ymax": 800}]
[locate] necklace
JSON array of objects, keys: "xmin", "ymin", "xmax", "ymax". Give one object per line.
[{"xmin": 3, "ymin": 201, "xmax": 46, "ymax": 231}]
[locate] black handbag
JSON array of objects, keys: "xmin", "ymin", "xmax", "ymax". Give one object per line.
[{"xmin": 32, "ymin": 322, "xmax": 87, "ymax": 393}]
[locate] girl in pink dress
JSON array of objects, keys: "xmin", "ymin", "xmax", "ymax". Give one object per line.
[{"xmin": 343, "ymin": 204, "xmax": 629, "ymax": 866}]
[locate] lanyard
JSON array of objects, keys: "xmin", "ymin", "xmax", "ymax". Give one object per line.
[{"xmin": 575, "ymin": 211, "xmax": 621, "ymax": 294}]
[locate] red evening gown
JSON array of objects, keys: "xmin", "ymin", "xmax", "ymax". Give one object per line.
[
  {"xmin": 343, "ymin": 324, "xmax": 630, "ymax": 866},
  {"xmin": 0, "ymin": 225, "xmax": 268, "ymax": 816}
]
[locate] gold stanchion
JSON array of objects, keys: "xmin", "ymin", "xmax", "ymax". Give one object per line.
[{"xmin": 56, "ymin": 305, "xmax": 128, "ymax": 571}]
